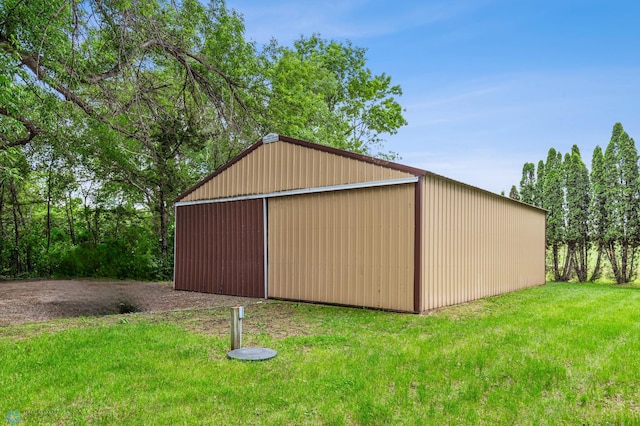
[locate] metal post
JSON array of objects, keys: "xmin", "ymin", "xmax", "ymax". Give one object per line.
[{"xmin": 231, "ymin": 306, "xmax": 244, "ymax": 350}]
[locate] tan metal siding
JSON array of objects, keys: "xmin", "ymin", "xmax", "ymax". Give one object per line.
[
  {"xmin": 421, "ymin": 174, "xmax": 546, "ymax": 310},
  {"xmin": 268, "ymin": 185, "xmax": 415, "ymax": 311},
  {"xmin": 174, "ymin": 200, "xmax": 265, "ymax": 297},
  {"xmin": 181, "ymin": 141, "xmax": 413, "ymax": 202}
]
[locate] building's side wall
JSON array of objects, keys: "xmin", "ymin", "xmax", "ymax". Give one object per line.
[
  {"xmin": 268, "ymin": 184, "xmax": 415, "ymax": 312},
  {"xmin": 181, "ymin": 141, "xmax": 412, "ymax": 202},
  {"xmin": 174, "ymin": 200, "xmax": 265, "ymax": 297},
  {"xmin": 421, "ymin": 174, "xmax": 546, "ymax": 311}
]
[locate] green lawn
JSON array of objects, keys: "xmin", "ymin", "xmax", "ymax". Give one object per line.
[{"xmin": 2, "ymin": 282, "xmax": 640, "ymax": 424}]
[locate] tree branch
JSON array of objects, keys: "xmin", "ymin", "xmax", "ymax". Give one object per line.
[{"xmin": 0, "ymin": 107, "xmax": 42, "ymax": 148}]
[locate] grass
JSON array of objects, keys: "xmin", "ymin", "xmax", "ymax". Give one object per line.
[{"xmin": 2, "ymin": 282, "xmax": 640, "ymax": 424}]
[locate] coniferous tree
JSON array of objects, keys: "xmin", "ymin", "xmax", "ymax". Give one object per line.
[
  {"xmin": 564, "ymin": 145, "xmax": 590, "ymax": 281},
  {"xmin": 534, "ymin": 160, "xmax": 545, "ymax": 208},
  {"xmin": 519, "ymin": 162, "xmax": 536, "ymax": 205},
  {"xmin": 543, "ymin": 148, "xmax": 567, "ymax": 281},
  {"xmin": 509, "ymin": 123, "xmax": 639, "ymax": 283},
  {"xmin": 602, "ymin": 123, "xmax": 640, "ymax": 283},
  {"xmin": 509, "ymin": 185, "xmax": 520, "ymax": 201},
  {"xmin": 589, "ymin": 146, "xmax": 608, "ymax": 281}
]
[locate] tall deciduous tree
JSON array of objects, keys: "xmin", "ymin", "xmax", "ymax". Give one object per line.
[
  {"xmin": 602, "ymin": 123, "xmax": 640, "ymax": 284},
  {"xmin": 263, "ymin": 35, "xmax": 407, "ymax": 158},
  {"xmin": 1, "ymin": 0, "xmax": 263, "ymax": 265},
  {"xmin": 0, "ymin": 0, "xmax": 410, "ymax": 280}
]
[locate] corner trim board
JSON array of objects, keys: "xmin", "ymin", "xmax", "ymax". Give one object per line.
[{"xmin": 413, "ymin": 176, "xmax": 424, "ymax": 313}]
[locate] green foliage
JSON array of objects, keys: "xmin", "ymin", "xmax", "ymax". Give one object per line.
[
  {"xmin": 601, "ymin": 123, "xmax": 640, "ymax": 283},
  {"xmin": 534, "ymin": 159, "xmax": 545, "ymax": 207},
  {"xmin": 589, "ymin": 146, "xmax": 608, "ymax": 281},
  {"xmin": 508, "ymin": 185, "xmax": 520, "ymax": 200},
  {"xmin": 263, "ymin": 35, "xmax": 407, "ymax": 157},
  {"xmin": 543, "ymin": 150, "xmax": 564, "ymax": 237},
  {"xmin": 518, "ymin": 162, "xmax": 536, "ymax": 205},
  {"xmin": 0, "ymin": 1, "xmax": 408, "ymax": 280},
  {"xmin": 564, "ymin": 145, "xmax": 590, "ymax": 281},
  {"xmin": 590, "ymin": 146, "xmax": 608, "ymax": 246},
  {"xmin": 513, "ymin": 123, "xmax": 638, "ymax": 284},
  {"xmin": 52, "ymin": 223, "xmax": 162, "ymax": 280}
]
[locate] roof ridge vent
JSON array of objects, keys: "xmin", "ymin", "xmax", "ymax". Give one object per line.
[{"xmin": 263, "ymin": 133, "xmax": 279, "ymax": 143}]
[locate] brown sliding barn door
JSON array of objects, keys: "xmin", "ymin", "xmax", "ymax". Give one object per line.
[{"xmin": 174, "ymin": 199, "xmax": 265, "ymax": 297}]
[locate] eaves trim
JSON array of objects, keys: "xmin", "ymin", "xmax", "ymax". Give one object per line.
[{"xmin": 175, "ymin": 176, "xmax": 419, "ymax": 207}]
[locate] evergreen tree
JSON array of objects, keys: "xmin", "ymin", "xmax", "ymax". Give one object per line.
[
  {"xmin": 534, "ymin": 160, "xmax": 545, "ymax": 208},
  {"xmin": 602, "ymin": 123, "xmax": 640, "ymax": 283},
  {"xmin": 519, "ymin": 162, "xmax": 536, "ymax": 205},
  {"xmin": 509, "ymin": 185, "xmax": 520, "ymax": 201},
  {"xmin": 589, "ymin": 146, "xmax": 607, "ymax": 281},
  {"xmin": 543, "ymin": 148, "xmax": 567, "ymax": 281},
  {"xmin": 564, "ymin": 145, "xmax": 590, "ymax": 281}
]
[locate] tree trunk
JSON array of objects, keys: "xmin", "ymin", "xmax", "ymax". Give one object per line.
[
  {"xmin": 621, "ymin": 240, "xmax": 629, "ymax": 283},
  {"xmin": 589, "ymin": 242, "xmax": 604, "ymax": 282},
  {"xmin": 159, "ymin": 190, "xmax": 168, "ymax": 259},
  {"xmin": 618, "ymin": 239, "xmax": 638, "ymax": 284},
  {"xmin": 630, "ymin": 247, "xmax": 638, "ymax": 283},
  {"xmin": 607, "ymin": 242, "xmax": 624, "ymax": 284},
  {"xmin": 46, "ymin": 155, "xmax": 54, "ymax": 253},
  {"xmin": 573, "ymin": 242, "xmax": 588, "ymax": 282},
  {"xmin": 0, "ymin": 183, "xmax": 5, "ymax": 272},
  {"xmin": 9, "ymin": 180, "xmax": 22, "ymax": 274},
  {"xmin": 66, "ymin": 192, "xmax": 76, "ymax": 245},
  {"xmin": 560, "ymin": 243, "xmax": 575, "ymax": 281},
  {"xmin": 552, "ymin": 244, "xmax": 560, "ymax": 281},
  {"xmin": 93, "ymin": 208, "xmax": 100, "ymax": 247}
]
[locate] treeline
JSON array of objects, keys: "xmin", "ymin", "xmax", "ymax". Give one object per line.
[
  {"xmin": 0, "ymin": 153, "xmax": 170, "ymax": 279},
  {"xmin": 0, "ymin": 1, "xmax": 407, "ymax": 280},
  {"xmin": 509, "ymin": 123, "xmax": 638, "ymax": 284}
]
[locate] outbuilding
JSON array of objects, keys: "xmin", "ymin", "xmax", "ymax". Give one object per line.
[{"xmin": 174, "ymin": 134, "xmax": 546, "ymax": 313}]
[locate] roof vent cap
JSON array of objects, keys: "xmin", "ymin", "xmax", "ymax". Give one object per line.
[{"xmin": 263, "ymin": 133, "xmax": 279, "ymax": 143}]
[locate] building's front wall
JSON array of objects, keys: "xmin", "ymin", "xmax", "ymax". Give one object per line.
[
  {"xmin": 420, "ymin": 174, "xmax": 546, "ymax": 311},
  {"xmin": 267, "ymin": 184, "xmax": 415, "ymax": 312},
  {"xmin": 181, "ymin": 141, "xmax": 413, "ymax": 202}
]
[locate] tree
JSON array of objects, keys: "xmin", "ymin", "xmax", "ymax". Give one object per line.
[
  {"xmin": 602, "ymin": 123, "xmax": 640, "ymax": 284},
  {"xmin": 519, "ymin": 162, "xmax": 536, "ymax": 205},
  {"xmin": 534, "ymin": 160, "xmax": 545, "ymax": 208},
  {"xmin": 508, "ymin": 185, "xmax": 520, "ymax": 200},
  {"xmin": 589, "ymin": 145, "xmax": 607, "ymax": 281},
  {"xmin": 543, "ymin": 148, "xmax": 568, "ymax": 281},
  {"xmin": 0, "ymin": 0, "xmax": 263, "ymax": 268},
  {"xmin": 0, "ymin": 1, "xmax": 410, "ymax": 280},
  {"xmin": 263, "ymin": 35, "xmax": 407, "ymax": 158},
  {"xmin": 564, "ymin": 145, "xmax": 590, "ymax": 282}
]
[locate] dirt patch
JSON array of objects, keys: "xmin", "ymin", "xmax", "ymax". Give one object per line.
[{"xmin": 0, "ymin": 279, "xmax": 262, "ymax": 326}]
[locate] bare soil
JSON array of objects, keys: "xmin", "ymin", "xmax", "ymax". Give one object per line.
[{"xmin": 0, "ymin": 279, "xmax": 262, "ymax": 326}]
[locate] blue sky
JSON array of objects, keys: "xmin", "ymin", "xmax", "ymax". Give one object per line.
[{"xmin": 226, "ymin": 0, "xmax": 640, "ymax": 193}]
